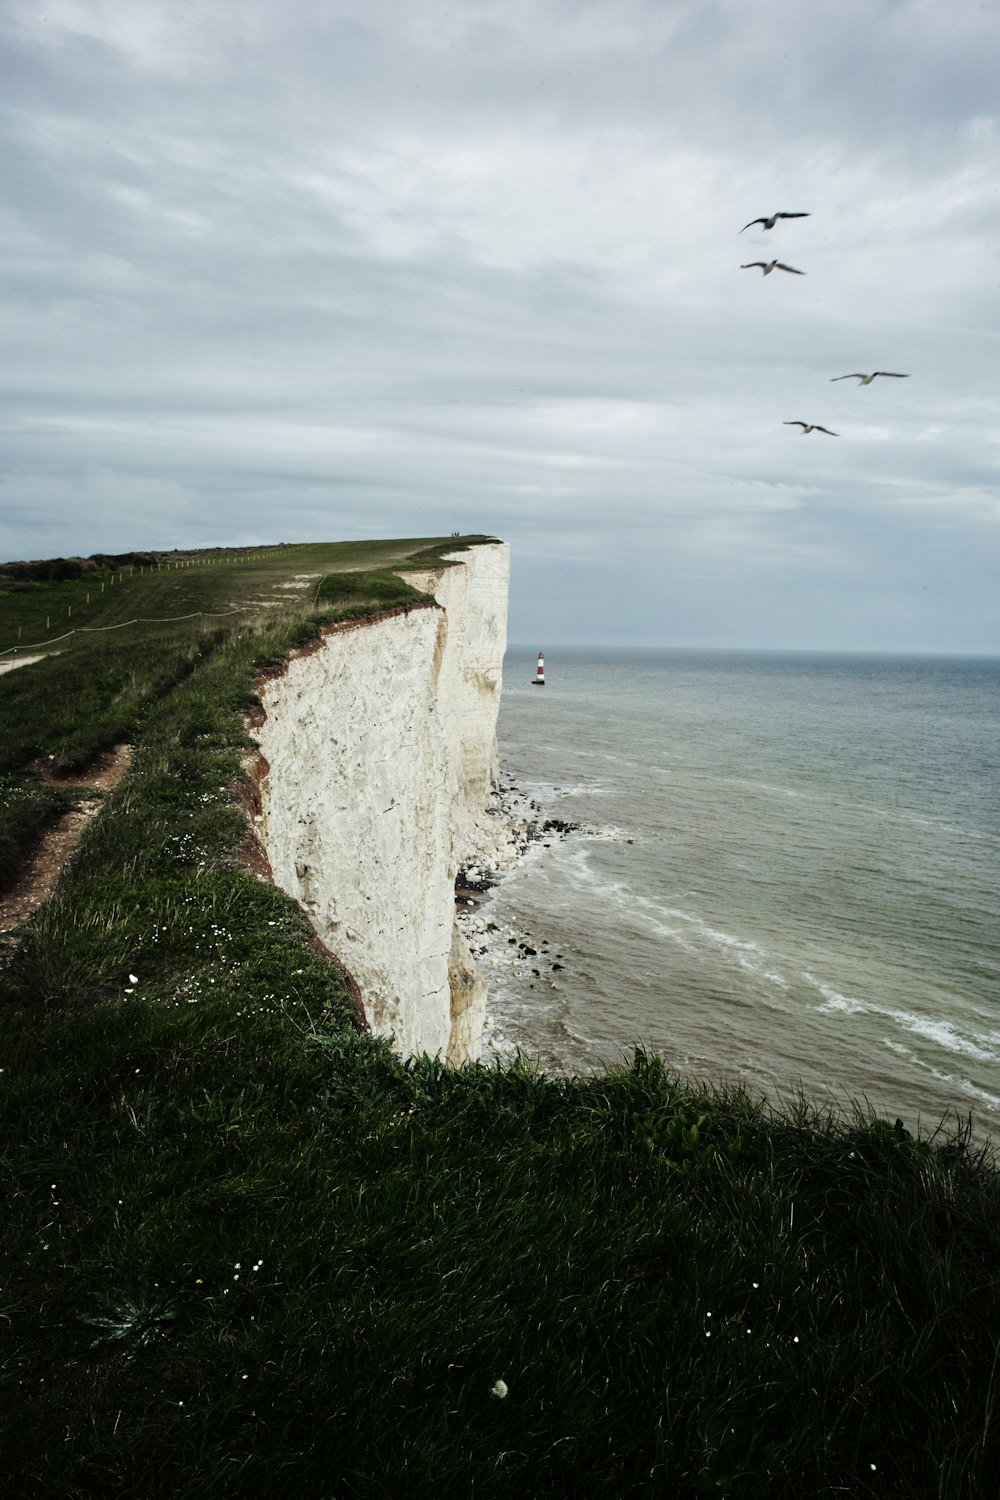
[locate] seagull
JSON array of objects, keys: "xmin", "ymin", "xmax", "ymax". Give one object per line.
[
  {"xmin": 784, "ymin": 422, "xmax": 838, "ymax": 435},
  {"xmin": 830, "ymin": 371, "xmax": 910, "ymax": 385},
  {"xmin": 740, "ymin": 212, "xmax": 810, "ymax": 233},
  {"xmin": 741, "ymin": 260, "xmax": 806, "ymax": 276}
]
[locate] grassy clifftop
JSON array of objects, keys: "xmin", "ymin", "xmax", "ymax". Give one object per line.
[
  {"xmin": 2, "ymin": 539, "xmax": 998, "ymax": 1498},
  {"xmin": 0, "ymin": 538, "xmax": 484, "ymax": 886}
]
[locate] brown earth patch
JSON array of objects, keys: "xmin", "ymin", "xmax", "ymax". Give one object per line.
[
  {"xmin": 0, "ymin": 744, "xmax": 133, "ymax": 966},
  {"xmin": 233, "ymin": 748, "xmax": 274, "ymax": 882}
]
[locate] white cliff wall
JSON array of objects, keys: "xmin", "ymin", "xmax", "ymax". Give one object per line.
[
  {"xmin": 397, "ymin": 541, "xmax": 510, "ymax": 856},
  {"xmin": 249, "ymin": 542, "xmax": 509, "ymax": 1063}
]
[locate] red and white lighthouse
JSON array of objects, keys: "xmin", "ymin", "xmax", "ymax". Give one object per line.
[{"xmin": 532, "ymin": 650, "xmax": 545, "ymax": 686}]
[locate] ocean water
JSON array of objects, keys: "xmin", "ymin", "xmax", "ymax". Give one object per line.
[{"xmin": 477, "ymin": 647, "xmax": 1000, "ymax": 1140}]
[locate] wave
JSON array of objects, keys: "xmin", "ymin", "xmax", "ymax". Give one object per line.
[
  {"xmin": 506, "ymin": 838, "xmax": 998, "ymax": 1072},
  {"xmin": 813, "ymin": 977, "xmax": 1000, "ymax": 1064},
  {"xmin": 882, "ymin": 1041, "xmax": 1000, "ymax": 1114},
  {"xmin": 657, "ymin": 769, "xmax": 996, "ymax": 848}
]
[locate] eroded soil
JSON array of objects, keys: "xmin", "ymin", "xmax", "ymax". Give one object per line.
[{"xmin": 0, "ymin": 744, "xmax": 133, "ymax": 965}]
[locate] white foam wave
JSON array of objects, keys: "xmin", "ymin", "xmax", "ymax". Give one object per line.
[
  {"xmin": 880, "ymin": 1042, "xmax": 1000, "ymax": 1114},
  {"xmin": 956, "ymin": 1081, "xmax": 1000, "ymax": 1110},
  {"xmin": 811, "ymin": 976, "xmax": 1000, "ymax": 1063},
  {"xmin": 625, "ymin": 893, "xmax": 790, "ymax": 982},
  {"xmin": 554, "ymin": 783, "xmax": 614, "ymax": 799},
  {"xmin": 890, "ymin": 1011, "xmax": 999, "ymax": 1064},
  {"xmin": 812, "ymin": 979, "xmax": 866, "ymax": 1016}
]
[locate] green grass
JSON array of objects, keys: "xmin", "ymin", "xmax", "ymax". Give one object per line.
[
  {"xmin": 2, "ymin": 537, "xmax": 998, "ymax": 1497},
  {"xmin": 0, "ymin": 778, "xmax": 75, "ymax": 892},
  {"xmin": 314, "ymin": 569, "xmax": 431, "ymax": 611}
]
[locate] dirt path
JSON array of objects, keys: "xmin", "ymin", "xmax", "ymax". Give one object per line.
[
  {"xmin": 0, "ymin": 744, "xmax": 133, "ymax": 965},
  {"xmin": 0, "ymin": 654, "xmax": 49, "ymax": 675}
]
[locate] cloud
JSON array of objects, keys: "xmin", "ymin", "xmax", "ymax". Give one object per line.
[{"xmin": 0, "ymin": 0, "xmax": 998, "ymax": 648}]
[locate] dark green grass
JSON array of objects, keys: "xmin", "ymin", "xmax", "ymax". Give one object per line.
[
  {"xmin": 314, "ymin": 569, "xmax": 431, "ymax": 611},
  {"xmin": 4, "ymin": 1034, "xmax": 998, "ymax": 1498},
  {"xmin": 0, "ymin": 778, "xmax": 75, "ymax": 892},
  {"xmin": 2, "ymin": 537, "xmax": 998, "ymax": 1497}
]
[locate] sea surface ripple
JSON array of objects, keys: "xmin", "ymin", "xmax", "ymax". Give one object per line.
[{"xmin": 478, "ymin": 647, "xmax": 1000, "ymax": 1140}]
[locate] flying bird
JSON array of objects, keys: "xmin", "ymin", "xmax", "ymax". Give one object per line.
[
  {"xmin": 741, "ymin": 260, "xmax": 806, "ymax": 276},
  {"xmin": 784, "ymin": 422, "xmax": 838, "ymax": 435},
  {"xmin": 830, "ymin": 371, "xmax": 910, "ymax": 385},
  {"xmin": 740, "ymin": 212, "xmax": 810, "ymax": 233}
]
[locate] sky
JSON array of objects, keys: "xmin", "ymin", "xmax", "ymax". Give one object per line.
[{"xmin": 1, "ymin": 0, "xmax": 998, "ymax": 651}]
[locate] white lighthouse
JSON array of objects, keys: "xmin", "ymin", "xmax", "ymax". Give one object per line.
[{"xmin": 532, "ymin": 650, "xmax": 545, "ymax": 686}]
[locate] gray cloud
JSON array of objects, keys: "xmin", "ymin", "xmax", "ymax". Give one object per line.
[{"xmin": 1, "ymin": 0, "xmax": 998, "ymax": 650}]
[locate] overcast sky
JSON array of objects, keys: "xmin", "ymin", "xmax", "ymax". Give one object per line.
[{"xmin": 2, "ymin": 0, "xmax": 998, "ymax": 650}]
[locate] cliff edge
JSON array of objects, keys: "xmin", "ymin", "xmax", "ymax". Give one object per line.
[{"xmin": 247, "ymin": 541, "xmax": 510, "ymax": 1062}]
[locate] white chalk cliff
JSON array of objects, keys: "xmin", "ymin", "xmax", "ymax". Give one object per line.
[{"xmin": 248, "ymin": 542, "xmax": 510, "ymax": 1063}]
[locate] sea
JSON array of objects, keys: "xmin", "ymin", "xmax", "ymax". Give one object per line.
[{"xmin": 475, "ymin": 646, "xmax": 1000, "ymax": 1141}]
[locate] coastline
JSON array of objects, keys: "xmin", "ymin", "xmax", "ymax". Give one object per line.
[
  {"xmin": 457, "ymin": 775, "xmax": 580, "ymax": 1065},
  {"xmin": 478, "ymin": 649, "xmax": 1000, "ymax": 1138}
]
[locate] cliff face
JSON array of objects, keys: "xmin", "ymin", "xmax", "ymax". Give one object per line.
[{"xmin": 248, "ymin": 542, "xmax": 509, "ymax": 1063}]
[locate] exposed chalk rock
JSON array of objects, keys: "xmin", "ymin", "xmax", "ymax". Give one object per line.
[{"xmin": 248, "ymin": 542, "xmax": 509, "ymax": 1062}]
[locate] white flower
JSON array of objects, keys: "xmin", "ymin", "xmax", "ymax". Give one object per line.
[
  {"xmin": 129, "ymin": 973, "xmax": 138, "ymax": 983},
  {"xmin": 490, "ymin": 1379, "xmax": 508, "ymax": 1399}
]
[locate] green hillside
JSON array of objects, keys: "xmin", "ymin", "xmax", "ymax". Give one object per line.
[{"xmin": 2, "ymin": 539, "xmax": 997, "ymax": 1498}]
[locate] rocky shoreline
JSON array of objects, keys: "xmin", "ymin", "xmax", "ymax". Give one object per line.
[{"xmin": 455, "ymin": 775, "xmax": 579, "ymax": 1062}]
